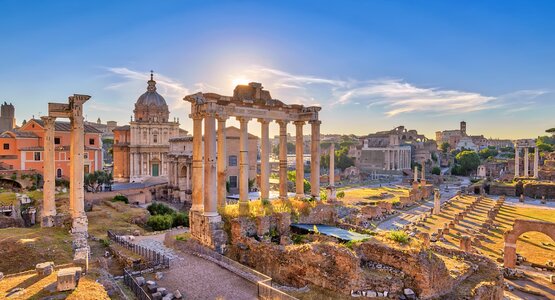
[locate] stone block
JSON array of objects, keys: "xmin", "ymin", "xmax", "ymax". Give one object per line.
[
  {"xmin": 174, "ymin": 289, "xmax": 183, "ymax": 299},
  {"xmin": 56, "ymin": 267, "xmax": 82, "ymax": 292},
  {"xmin": 151, "ymin": 292, "xmax": 162, "ymax": 300},
  {"xmin": 366, "ymin": 290, "xmax": 377, "ymax": 297},
  {"xmin": 73, "ymin": 247, "xmax": 89, "ymax": 272},
  {"xmin": 147, "ymin": 284, "xmax": 158, "ymax": 293},
  {"xmin": 157, "ymin": 287, "xmax": 167, "ymax": 296},
  {"xmin": 36, "ymin": 262, "xmax": 54, "ymax": 276},
  {"xmin": 146, "ymin": 280, "xmax": 156, "ymax": 286},
  {"xmin": 0, "ymin": 272, "xmax": 3, "ymax": 281},
  {"xmin": 136, "ymin": 276, "xmax": 146, "ymax": 286},
  {"xmin": 550, "ymin": 274, "xmax": 555, "ymax": 284},
  {"xmin": 404, "ymin": 288, "xmax": 416, "ymax": 300},
  {"xmin": 163, "ymin": 293, "xmax": 174, "ymax": 300},
  {"xmin": 155, "ymin": 272, "xmax": 164, "ymax": 280},
  {"xmin": 256, "ymin": 216, "xmax": 270, "ymax": 236}
]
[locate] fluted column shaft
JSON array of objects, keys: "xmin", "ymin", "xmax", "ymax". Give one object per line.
[
  {"xmin": 217, "ymin": 117, "xmax": 227, "ymax": 208},
  {"xmin": 514, "ymin": 146, "xmax": 520, "ymax": 178},
  {"xmin": 41, "ymin": 116, "xmax": 57, "ymax": 227},
  {"xmin": 191, "ymin": 114, "xmax": 204, "ymax": 211},
  {"xmin": 258, "ymin": 119, "xmax": 270, "ymax": 200},
  {"xmin": 238, "ymin": 117, "xmax": 250, "ymax": 215},
  {"xmin": 294, "ymin": 121, "xmax": 305, "ymax": 197},
  {"xmin": 310, "ymin": 120, "xmax": 321, "ymax": 199},
  {"xmin": 534, "ymin": 147, "xmax": 539, "ymax": 178},
  {"xmin": 203, "ymin": 112, "xmax": 217, "ymax": 216},
  {"xmin": 329, "ymin": 143, "xmax": 335, "ymax": 186},
  {"xmin": 277, "ymin": 120, "xmax": 288, "ymax": 200},
  {"xmin": 524, "ymin": 147, "xmax": 529, "ymax": 177}
]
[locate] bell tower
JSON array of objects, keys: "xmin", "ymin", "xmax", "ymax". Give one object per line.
[{"xmin": 0, "ymin": 102, "xmax": 15, "ymax": 132}]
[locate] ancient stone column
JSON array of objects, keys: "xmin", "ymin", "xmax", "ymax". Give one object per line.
[
  {"xmin": 514, "ymin": 146, "xmax": 520, "ymax": 178},
  {"xmin": 504, "ymin": 242, "xmax": 516, "ymax": 268},
  {"xmin": 310, "ymin": 120, "xmax": 321, "ymax": 199},
  {"xmin": 69, "ymin": 95, "xmax": 90, "ymax": 234},
  {"xmin": 41, "ymin": 116, "xmax": 57, "ymax": 227},
  {"xmin": 329, "ymin": 143, "xmax": 335, "ymax": 186},
  {"xmin": 384, "ymin": 150, "xmax": 389, "ymax": 170},
  {"xmin": 258, "ymin": 119, "xmax": 270, "ymax": 200},
  {"xmin": 524, "ymin": 147, "xmax": 529, "ymax": 177},
  {"xmin": 534, "ymin": 147, "xmax": 539, "ymax": 178},
  {"xmin": 277, "ymin": 120, "xmax": 288, "ymax": 200},
  {"xmin": 191, "ymin": 114, "xmax": 204, "ymax": 211},
  {"xmin": 433, "ymin": 189, "xmax": 440, "ymax": 214},
  {"xmin": 217, "ymin": 116, "xmax": 227, "ymax": 208},
  {"xmin": 238, "ymin": 117, "xmax": 251, "ymax": 215},
  {"xmin": 203, "ymin": 111, "xmax": 218, "ymax": 217},
  {"xmin": 294, "ymin": 121, "xmax": 305, "ymax": 198},
  {"xmin": 413, "ymin": 165, "xmax": 418, "ymax": 183}
]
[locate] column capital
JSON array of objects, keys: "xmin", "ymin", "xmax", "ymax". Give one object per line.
[
  {"xmin": 236, "ymin": 116, "xmax": 251, "ymax": 123},
  {"xmin": 309, "ymin": 120, "xmax": 321, "ymax": 125},
  {"xmin": 257, "ymin": 118, "xmax": 271, "ymax": 124},
  {"xmin": 190, "ymin": 112, "xmax": 204, "ymax": 120},
  {"xmin": 276, "ymin": 120, "xmax": 289, "ymax": 127},
  {"xmin": 40, "ymin": 116, "xmax": 56, "ymax": 126},
  {"xmin": 293, "ymin": 120, "xmax": 305, "ymax": 126},
  {"xmin": 216, "ymin": 115, "xmax": 228, "ymax": 122}
]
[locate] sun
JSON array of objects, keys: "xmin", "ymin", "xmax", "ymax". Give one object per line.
[{"xmin": 231, "ymin": 77, "xmax": 250, "ymax": 87}]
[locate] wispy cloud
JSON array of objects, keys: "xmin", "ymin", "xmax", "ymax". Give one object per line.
[
  {"xmin": 105, "ymin": 67, "xmax": 191, "ymax": 111},
  {"xmin": 232, "ymin": 66, "xmax": 549, "ymax": 117}
]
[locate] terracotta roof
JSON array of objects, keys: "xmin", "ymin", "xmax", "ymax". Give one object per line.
[
  {"xmin": 114, "ymin": 125, "xmax": 130, "ymax": 131},
  {"xmin": 31, "ymin": 119, "xmax": 102, "ymax": 133},
  {"xmin": 0, "ymin": 130, "xmax": 38, "ymax": 138}
]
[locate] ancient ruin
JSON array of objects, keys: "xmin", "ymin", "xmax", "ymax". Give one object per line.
[
  {"xmin": 503, "ymin": 219, "xmax": 555, "ymax": 268},
  {"xmin": 184, "ymin": 82, "xmax": 321, "ymax": 252},
  {"xmin": 513, "ymin": 139, "xmax": 539, "ymax": 178}
]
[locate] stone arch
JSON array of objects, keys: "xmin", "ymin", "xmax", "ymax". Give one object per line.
[{"xmin": 503, "ymin": 219, "xmax": 555, "ymax": 268}]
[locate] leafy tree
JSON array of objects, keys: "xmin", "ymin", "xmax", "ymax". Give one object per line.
[
  {"xmin": 147, "ymin": 215, "xmax": 173, "ymax": 231},
  {"xmin": 440, "ymin": 142, "xmax": 450, "ymax": 153},
  {"xmin": 431, "ymin": 166, "xmax": 441, "ymax": 175},
  {"xmin": 321, "ymin": 145, "xmax": 354, "ymax": 171},
  {"xmin": 287, "ymin": 170, "xmax": 311, "ymax": 193},
  {"xmin": 147, "ymin": 202, "xmax": 175, "ymax": 216},
  {"xmin": 479, "ymin": 148, "xmax": 498, "ymax": 159},
  {"xmin": 538, "ymin": 143, "xmax": 554, "ymax": 152},
  {"xmin": 546, "ymin": 128, "xmax": 555, "ymax": 135},
  {"xmin": 84, "ymin": 170, "xmax": 113, "ymax": 192},
  {"xmin": 431, "ymin": 152, "xmax": 438, "ymax": 162},
  {"xmin": 455, "ymin": 151, "xmax": 481, "ymax": 176}
]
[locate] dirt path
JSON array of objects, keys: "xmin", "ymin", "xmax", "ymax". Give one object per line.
[{"xmin": 132, "ymin": 231, "xmax": 258, "ymax": 299}]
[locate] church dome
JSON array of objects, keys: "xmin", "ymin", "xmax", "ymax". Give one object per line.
[{"xmin": 133, "ymin": 72, "xmax": 170, "ymax": 123}]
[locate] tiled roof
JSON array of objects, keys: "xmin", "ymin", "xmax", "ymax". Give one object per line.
[
  {"xmin": 114, "ymin": 125, "xmax": 130, "ymax": 131},
  {"xmin": 31, "ymin": 119, "xmax": 102, "ymax": 133},
  {"xmin": 0, "ymin": 130, "xmax": 38, "ymax": 138}
]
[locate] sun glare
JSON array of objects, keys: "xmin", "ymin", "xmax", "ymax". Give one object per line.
[{"xmin": 231, "ymin": 77, "xmax": 250, "ymax": 87}]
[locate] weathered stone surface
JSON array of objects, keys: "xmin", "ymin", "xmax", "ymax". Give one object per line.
[
  {"xmin": 174, "ymin": 289, "xmax": 183, "ymax": 299},
  {"xmin": 136, "ymin": 276, "xmax": 146, "ymax": 286},
  {"xmin": 151, "ymin": 292, "xmax": 162, "ymax": 300},
  {"xmin": 36, "ymin": 261, "xmax": 54, "ymax": 276},
  {"xmin": 56, "ymin": 267, "xmax": 81, "ymax": 292}
]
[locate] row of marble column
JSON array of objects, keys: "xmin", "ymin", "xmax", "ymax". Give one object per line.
[
  {"xmin": 514, "ymin": 147, "xmax": 539, "ymax": 178},
  {"xmin": 191, "ymin": 112, "xmax": 321, "ymax": 217},
  {"xmin": 384, "ymin": 148, "xmax": 411, "ymax": 170}
]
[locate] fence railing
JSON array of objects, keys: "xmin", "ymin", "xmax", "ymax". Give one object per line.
[
  {"xmin": 107, "ymin": 230, "xmax": 171, "ymax": 270},
  {"xmin": 123, "ymin": 268, "xmax": 151, "ymax": 300}
]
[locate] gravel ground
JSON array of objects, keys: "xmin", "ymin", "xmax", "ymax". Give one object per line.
[{"xmin": 132, "ymin": 231, "xmax": 258, "ymax": 299}]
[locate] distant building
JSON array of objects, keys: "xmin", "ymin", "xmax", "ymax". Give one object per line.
[
  {"xmin": 350, "ymin": 126, "xmax": 438, "ymax": 173},
  {"xmin": 456, "ymin": 136, "xmax": 478, "ymax": 151},
  {"xmin": 85, "ymin": 118, "xmax": 118, "ymax": 139},
  {"xmin": 112, "ymin": 72, "xmax": 183, "ymax": 182},
  {"xmin": 0, "ymin": 102, "xmax": 16, "ymax": 133},
  {"xmin": 435, "ymin": 121, "xmax": 467, "ymax": 149},
  {"xmin": 0, "ymin": 118, "xmax": 103, "ymax": 175}
]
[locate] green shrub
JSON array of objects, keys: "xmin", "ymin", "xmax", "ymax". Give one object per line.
[
  {"xmin": 147, "ymin": 214, "xmax": 174, "ymax": 231},
  {"xmin": 112, "ymin": 194, "xmax": 129, "ymax": 204},
  {"xmin": 336, "ymin": 191, "xmax": 345, "ymax": 199},
  {"xmin": 387, "ymin": 230, "xmax": 409, "ymax": 244},
  {"xmin": 147, "ymin": 202, "xmax": 174, "ymax": 216},
  {"xmin": 99, "ymin": 239, "xmax": 111, "ymax": 247},
  {"xmin": 172, "ymin": 212, "xmax": 189, "ymax": 227},
  {"xmin": 291, "ymin": 234, "xmax": 305, "ymax": 244}
]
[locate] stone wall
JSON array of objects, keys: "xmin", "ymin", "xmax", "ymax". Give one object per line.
[
  {"xmin": 488, "ymin": 184, "xmax": 516, "ymax": 196},
  {"xmin": 523, "ymin": 182, "xmax": 555, "ymax": 198},
  {"xmin": 297, "ymin": 203, "xmax": 337, "ymax": 224},
  {"xmin": 84, "ymin": 183, "xmax": 168, "ymax": 205}
]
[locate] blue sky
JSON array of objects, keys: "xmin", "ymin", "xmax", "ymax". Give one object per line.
[{"xmin": 1, "ymin": 0, "xmax": 554, "ymax": 139}]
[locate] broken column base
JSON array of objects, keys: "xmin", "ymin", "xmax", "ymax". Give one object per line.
[
  {"xmin": 189, "ymin": 211, "xmax": 227, "ymax": 254},
  {"xmin": 71, "ymin": 214, "xmax": 89, "ymax": 234},
  {"xmin": 326, "ymin": 186, "xmax": 336, "ymax": 202},
  {"xmin": 41, "ymin": 215, "xmax": 56, "ymax": 228}
]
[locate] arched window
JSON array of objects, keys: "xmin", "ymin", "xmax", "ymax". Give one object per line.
[{"xmin": 57, "ymin": 168, "xmax": 62, "ymax": 178}]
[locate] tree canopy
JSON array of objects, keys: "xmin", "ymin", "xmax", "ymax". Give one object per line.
[
  {"xmin": 479, "ymin": 148, "xmax": 498, "ymax": 159},
  {"xmin": 440, "ymin": 142, "xmax": 450, "ymax": 153},
  {"xmin": 454, "ymin": 151, "xmax": 481, "ymax": 176}
]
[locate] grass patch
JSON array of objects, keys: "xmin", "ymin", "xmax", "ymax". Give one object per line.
[{"xmin": 387, "ymin": 230, "xmax": 410, "ymax": 244}]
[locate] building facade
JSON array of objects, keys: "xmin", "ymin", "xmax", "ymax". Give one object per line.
[
  {"xmin": 112, "ymin": 72, "xmax": 183, "ymax": 182},
  {"xmin": 0, "ymin": 118, "xmax": 103, "ymax": 176}
]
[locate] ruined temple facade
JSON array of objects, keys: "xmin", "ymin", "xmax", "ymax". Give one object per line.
[
  {"xmin": 350, "ymin": 126, "xmax": 438, "ymax": 173},
  {"xmin": 113, "ymin": 72, "xmax": 184, "ymax": 182}
]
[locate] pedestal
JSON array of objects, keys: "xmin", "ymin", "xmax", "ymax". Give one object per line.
[{"xmin": 189, "ymin": 211, "xmax": 227, "ymax": 253}]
